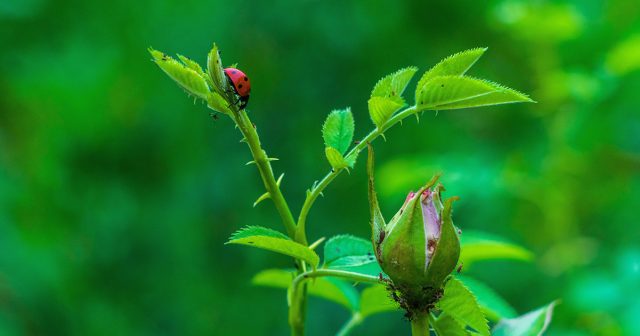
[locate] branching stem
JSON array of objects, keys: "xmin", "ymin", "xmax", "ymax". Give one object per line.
[{"xmin": 296, "ymin": 105, "xmax": 419, "ymax": 242}]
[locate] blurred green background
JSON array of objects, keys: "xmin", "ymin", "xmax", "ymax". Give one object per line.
[{"xmin": 1, "ymin": 0, "xmax": 639, "ymax": 335}]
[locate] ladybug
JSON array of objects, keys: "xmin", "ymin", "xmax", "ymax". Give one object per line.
[{"xmin": 224, "ymin": 67, "xmax": 251, "ymax": 109}]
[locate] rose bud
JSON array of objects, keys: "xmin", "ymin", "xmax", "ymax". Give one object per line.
[{"xmin": 367, "ymin": 145, "xmax": 460, "ymax": 311}]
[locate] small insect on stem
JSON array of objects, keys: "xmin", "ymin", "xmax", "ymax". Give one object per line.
[
  {"xmin": 354, "ymin": 140, "xmax": 361, "ymax": 145},
  {"xmin": 457, "ymin": 263, "xmax": 463, "ymax": 274},
  {"xmin": 378, "ymin": 230, "xmax": 386, "ymax": 243}
]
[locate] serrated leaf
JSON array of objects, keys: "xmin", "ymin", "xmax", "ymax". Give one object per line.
[
  {"xmin": 207, "ymin": 91, "xmax": 232, "ymax": 115},
  {"xmin": 432, "ymin": 313, "xmax": 469, "ymax": 336},
  {"xmin": 368, "ymin": 97, "xmax": 403, "ymax": 128},
  {"xmin": 252, "ymin": 269, "xmax": 359, "ymax": 311},
  {"xmin": 325, "ymin": 147, "xmax": 351, "ymax": 170},
  {"xmin": 150, "ymin": 48, "xmax": 210, "ymax": 99},
  {"xmin": 438, "ymin": 277, "xmax": 490, "ymax": 336},
  {"xmin": 460, "ymin": 231, "xmax": 533, "ymax": 267},
  {"xmin": 227, "ymin": 226, "xmax": 319, "ymax": 267},
  {"xmin": 230, "ymin": 225, "xmax": 290, "ymax": 240},
  {"xmin": 322, "ymin": 108, "xmax": 354, "ymax": 155},
  {"xmin": 416, "ymin": 76, "xmax": 533, "ymax": 110},
  {"xmin": 177, "ymin": 54, "xmax": 206, "ymax": 76},
  {"xmin": 371, "ymin": 67, "xmax": 418, "ymax": 105},
  {"xmin": 323, "ymin": 235, "xmax": 382, "ymax": 277},
  {"xmin": 367, "ymin": 145, "xmax": 386, "ymax": 249},
  {"xmin": 415, "ymin": 48, "xmax": 487, "ymax": 99},
  {"xmin": 360, "ymin": 285, "xmax": 398, "ymax": 317},
  {"xmin": 433, "ymin": 82, "xmax": 533, "ymax": 110},
  {"xmin": 457, "ymin": 276, "xmax": 517, "ymax": 321},
  {"xmin": 206, "ymin": 43, "xmax": 229, "ymax": 97},
  {"xmin": 493, "ymin": 301, "xmax": 557, "ymax": 336}
]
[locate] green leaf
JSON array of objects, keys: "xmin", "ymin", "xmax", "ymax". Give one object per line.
[
  {"xmin": 229, "ymin": 225, "xmax": 290, "ymax": 240},
  {"xmin": 227, "ymin": 226, "xmax": 320, "ymax": 267},
  {"xmin": 457, "ymin": 276, "xmax": 517, "ymax": 321},
  {"xmin": 177, "ymin": 54, "xmax": 206, "ymax": 77},
  {"xmin": 367, "ymin": 145, "xmax": 386, "ymax": 249},
  {"xmin": 360, "ymin": 285, "xmax": 398, "ymax": 317},
  {"xmin": 149, "ymin": 48, "xmax": 210, "ymax": 99},
  {"xmin": 431, "ymin": 313, "xmax": 469, "ymax": 336},
  {"xmin": 416, "ymin": 76, "xmax": 533, "ymax": 110},
  {"xmin": 325, "ymin": 147, "xmax": 353, "ymax": 170},
  {"xmin": 252, "ymin": 269, "xmax": 359, "ymax": 311},
  {"xmin": 252, "ymin": 268, "xmax": 294, "ymax": 288},
  {"xmin": 460, "ymin": 231, "xmax": 533, "ymax": 267},
  {"xmin": 322, "ymin": 108, "xmax": 355, "ymax": 155},
  {"xmin": 371, "ymin": 67, "xmax": 418, "ymax": 105},
  {"xmin": 207, "ymin": 91, "xmax": 233, "ymax": 115},
  {"xmin": 206, "ymin": 43, "xmax": 229, "ymax": 97},
  {"xmin": 368, "ymin": 97, "xmax": 403, "ymax": 129},
  {"xmin": 492, "ymin": 301, "xmax": 557, "ymax": 336},
  {"xmin": 438, "ymin": 277, "xmax": 490, "ymax": 336},
  {"xmin": 323, "ymin": 235, "xmax": 382, "ymax": 277},
  {"xmin": 415, "ymin": 48, "xmax": 487, "ymax": 97}
]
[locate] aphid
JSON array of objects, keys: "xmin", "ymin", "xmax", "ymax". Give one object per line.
[
  {"xmin": 224, "ymin": 67, "xmax": 251, "ymax": 109},
  {"xmin": 378, "ymin": 230, "xmax": 386, "ymax": 243},
  {"xmin": 456, "ymin": 263, "xmax": 463, "ymax": 274}
]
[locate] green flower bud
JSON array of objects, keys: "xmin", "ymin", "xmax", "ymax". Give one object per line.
[
  {"xmin": 367, "ymin": 145, "xmax": 460, "ymax": 311},
  {"xmin": 378, "ymin": 183, "xmax": 459, "ymax": 287}
]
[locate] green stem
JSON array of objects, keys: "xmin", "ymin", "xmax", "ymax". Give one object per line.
[
  {"xmin": 232, "ymin": 109, "xmax": 298, "ymax": 238},
  {"xmin": 411, "ymin": 311, "xmax": 430, "ymax": 336},
  {"xmin": 296, "ymin": 105, "xmax": 419, "ymax": 242},
  {"xmin": 291, "ymin": 269, "xmax": 381, "ymax": 290},
  {"xmin": 336, "ymin": 313, "xmax": 363, "ymax": 336},
  {"xmin": 228, "ymin": 108, "xmax": 310, "ymax": 335},
  {"xmin": 289, "ymin": 269, "xmax": 381, "ymax": 336}
]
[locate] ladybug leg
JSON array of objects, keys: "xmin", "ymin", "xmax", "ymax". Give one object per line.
[
  {"xmin": 226, "ymin": 96, "xmax": 241, "ymax": 109},
  {"xmin": 239, "ymin": 96, "xmax": 249, "ymax": 110}
]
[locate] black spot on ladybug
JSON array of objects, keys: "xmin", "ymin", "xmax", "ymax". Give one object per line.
[
  {"xmin": 244, "ymin": 76, "xmax": 248, "ymax": 81},
  {"xmin": 238, "ymin": 84, "xmax": 243, "ymax": 89},
  {"xmin": 232, "ymin": 70, "xmax": 237, "ymax": 74}
]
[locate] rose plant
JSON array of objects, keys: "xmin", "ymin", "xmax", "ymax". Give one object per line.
[{"xmin": 150, "ymin": 44, "xmax": 556, "ymax": 335}]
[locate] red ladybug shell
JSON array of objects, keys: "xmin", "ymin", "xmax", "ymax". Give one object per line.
[{"xmin": 224, "ymin": 67, "xmax": 251, "ymax": 97}]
